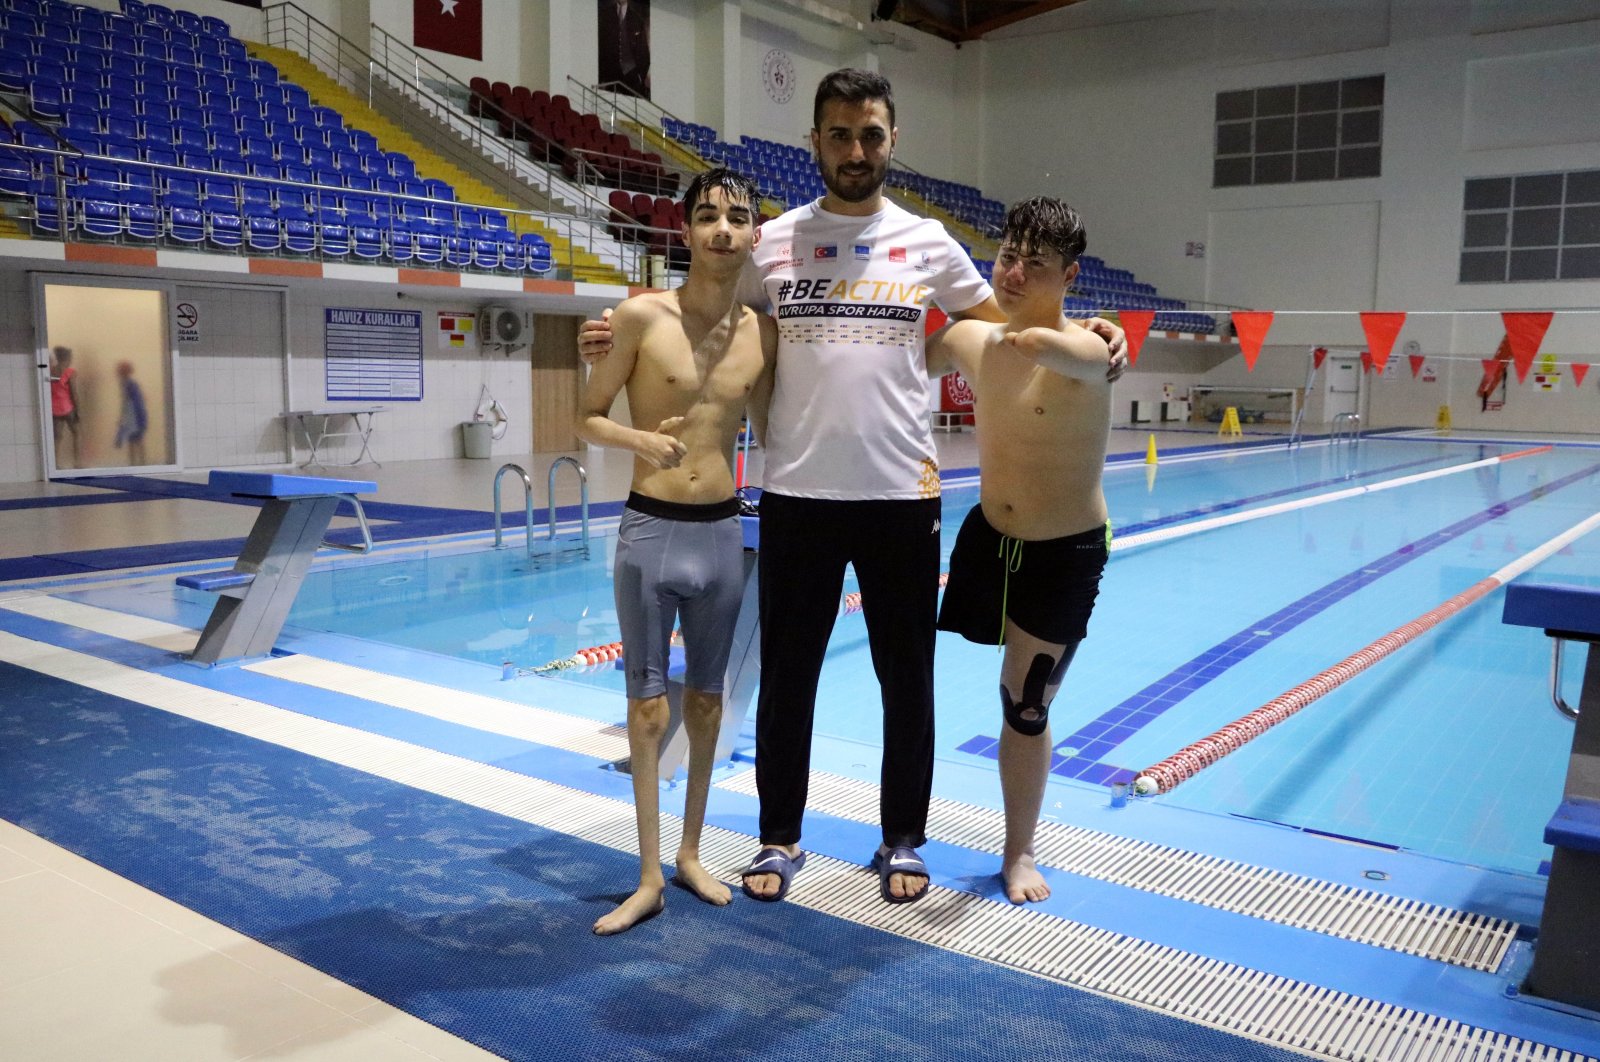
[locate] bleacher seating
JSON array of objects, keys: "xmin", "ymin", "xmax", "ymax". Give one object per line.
[
  {"xmin": 468, "ymin": 76, "xmax": 677, "ymax": 197},
  {"xmin": 662, "ymin": 117, "xmax": 823, "ymax": 209},
  {"xmin": 0, "ymin": 0, "xmax": 552, "ymax": 275},
  {"xmin": 886, "ymin": 168, "xmax": 1003, "ymax": 236}
]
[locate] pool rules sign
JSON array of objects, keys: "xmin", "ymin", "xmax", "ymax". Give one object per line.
[{"xmin": 324, "ymin": 307, "xmax": 424, "ymax": 401}]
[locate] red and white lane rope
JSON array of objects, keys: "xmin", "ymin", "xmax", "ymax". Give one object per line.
[
  {"xmin": 1132, "ymin": 507, "xmax": 1600, "ymax": 796},
  {"xmin": 1111, "ymin": 446, "xmax": 1551, "ymax": 554}
]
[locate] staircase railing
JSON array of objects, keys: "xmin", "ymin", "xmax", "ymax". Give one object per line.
[{"xmin": 260, "ymin": 2, "xmax": 640, "ymax": 280}]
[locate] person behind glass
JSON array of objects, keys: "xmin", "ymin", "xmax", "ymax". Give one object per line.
[
  {"xmin": 598, "ymin": 0, "xmax": 650, "ymax": 98},
  {"xmin": 579, "ymin": 70, "xmax": 1128, "ymax": 907},
  {"xmin": 115, "ymin": 361, "xmax": 149, "ymax": 466},
  {"xmin": 49, "ymin": 346, "xmax": 80, "ymax": 469},
  {"xmin": 576, "ymin": 168, "xmax": 777, "ymax": 935}
]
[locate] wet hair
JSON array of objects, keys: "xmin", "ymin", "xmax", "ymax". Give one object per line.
[
  {"xmin": 813, "ymin": 68, "xmax": 895, "ymax": 131},
  {"xmin": 680, "ymin": 167, "xmax": 760, "ymax": 216},
  {"xmin": 1000, "ymin": 196, "xmax": 1087, "ymax": 266}
]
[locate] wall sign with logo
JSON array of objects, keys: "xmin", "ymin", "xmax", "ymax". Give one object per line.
[
  {"xmin": 324, "ymin": 307, "xmax": 423, "ymax": 400},
  {"xmin": 763, "ymin": 49, "xmax": 795, "ymax": 104},
  {"xmin": 175, "ymin": 301, "xmax": 201, "ymax": 344}
]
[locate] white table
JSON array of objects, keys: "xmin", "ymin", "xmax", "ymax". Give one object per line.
[{"xmin": 284, "ymin": 406, "xmax": 388, "ymax": 468}]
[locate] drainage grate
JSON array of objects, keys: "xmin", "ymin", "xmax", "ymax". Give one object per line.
[
  {"xmin": 717, "ymin": 768, "xmax": 1518, "ymax": 974},
  {"xmin": 3, "ymin": 630, "xmax": 1588, "ymax": 1062}
]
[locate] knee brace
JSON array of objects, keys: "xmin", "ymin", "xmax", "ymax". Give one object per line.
[{"xmin": 1000, "ymin": 646, "xmax": 1080, "ymax": 737}]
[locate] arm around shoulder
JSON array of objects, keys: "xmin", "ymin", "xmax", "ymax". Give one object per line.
[{"xmin": 1006, "ymin": 321, "xmax": 1111, "ymax": 384}]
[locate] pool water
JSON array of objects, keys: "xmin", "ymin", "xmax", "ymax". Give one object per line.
[{"xmin": 285, "ymin": 438, "xmax": 1600, "ymax": 875}]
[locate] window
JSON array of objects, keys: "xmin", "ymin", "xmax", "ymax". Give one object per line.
[
  {"xmin": 1214, "ymin": 76, "xmax": 1383, "ymax": 188},
  {"xmin": 1460, "ymin": 169, "xmax": 1600, "ymax": 282}
]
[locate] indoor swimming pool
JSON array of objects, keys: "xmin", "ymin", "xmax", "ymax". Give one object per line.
[{"xmin": 264, "ymin": 435, "xmax": 1600, "ymax": 877}]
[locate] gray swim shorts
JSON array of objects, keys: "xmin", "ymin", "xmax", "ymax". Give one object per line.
[{"xmin": 613, "ymin": 492, "xmax": 745, "ymax": 699}]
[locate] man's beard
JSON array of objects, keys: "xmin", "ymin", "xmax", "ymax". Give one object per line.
[{"xmin": 821, "ymin": 156, "xmax": 889, "ymax": 203}]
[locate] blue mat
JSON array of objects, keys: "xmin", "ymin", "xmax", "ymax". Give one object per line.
[{"xmin": 0, "ymin": 661, "xmax": 1297, "ymax": 1062}]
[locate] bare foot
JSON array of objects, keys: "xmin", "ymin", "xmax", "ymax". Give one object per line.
[
  {"xmin": 1002, "ymin": 854, "xmax": 1050, "ymax": 904},
  {"xmin": 592, "ymin": 885, "xmax": 665, "ymax": 935},
  {"xmin": 674, "ymin": 856, "xmax": 731, "ymax": 906}
]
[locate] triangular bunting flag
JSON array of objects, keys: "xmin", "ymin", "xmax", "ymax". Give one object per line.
[
  {"xmin": 1409, "ymin": 354, "xmax": 1425, "ymax": 378},
  {"xmin": 1230, "ymin": 311, "xmax": 1274, "ymax": 371},
  {"xmin": 1571, "ymin": 362, "xmax": 1590, "ymax": 387},
  {"xmin": 1359, "ymin": 351, "xmax": 1373, "ymax": 374},
  {"xmin": 1313, "ymin": 346, "xmax": 1328, "ymax": 370},
  {"xmin": 1501, "ymin": 311, "xmax": 1553, "ymax": 383},
  {"xmin": 1118, "ymin": 310, "xmax": 1155, "ymax": 366},
  {"xmin": 1358, "ymin": 312, "xmax": 1406, "ymax": 373}
]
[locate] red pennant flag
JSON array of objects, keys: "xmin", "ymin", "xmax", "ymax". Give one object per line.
[
  {"xmin": 1230, "ymin": 311, "xmax": 1274, "ymax": 371},
  {"xmin": 1571, "ymin": 362, "xmax": 1590, "ymax": 387},
  {"xmin": 1359, "ymin": 351, "xmax": 1373, "ymax": 374},
  {"xmin": 415, "ymin": 0, "xmax": 482, "ymax": 60},
  {"xmin": 1480, "ymin": 358, "xmax": 1503, "ymax": 391},
  {"xmin": 1312, "ymin": 346, "xmax": 1328, "ymax": 370},
  {"xmin": 1118, "ymin": 310, "xmax": 1155, "ymax": 366},
  {"xmin": 924, "ymin": 307, "xmax": 948, "ymax": 336},
  {"xmin": 1409, "ymin": 354, "xmax": 1425, "ymax": 378},
  {"xmin": 1358, "ymin": 312, "xmax": 1405, "ymax": 373},
  {"xmin": 1500, "ymin": 311, "xmax": 1553, "ymax": 384}
]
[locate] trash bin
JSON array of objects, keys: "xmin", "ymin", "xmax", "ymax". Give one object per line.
[{"xmin": 461, "ymin": 421, "xmax": 493, "ymax": 459}]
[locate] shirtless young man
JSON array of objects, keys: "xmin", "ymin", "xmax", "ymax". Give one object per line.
[
  {"xmin": 576, "ymin": 168, "xmax": 776, "ymax": 934},
  {"xmin": 928, "ymin": 197, "xmax": 1113, "ymax": 905},
  {"xmin": 582, "ymin": 71, "xmax": 1128, "ymax": 909}
]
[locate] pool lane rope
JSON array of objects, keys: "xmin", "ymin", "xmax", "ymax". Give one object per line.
[
  {"xmin": 1110, "ymin": 445, "xmax": 1551, "ymax": 553},
  {"xmin": 1132, "ymin": 506, "xmax": 1600, "ymax": 796},
  {"xmin": 530, "ymin": 448, "xmax": 1547, "ymax": 676}
]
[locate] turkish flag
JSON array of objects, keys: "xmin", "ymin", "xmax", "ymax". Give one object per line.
[{"xmin": 415, "ymin": 0, "xmax": 481, "ymax": 60}]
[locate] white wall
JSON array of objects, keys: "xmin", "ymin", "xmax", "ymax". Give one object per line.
[
  {"xmin": 0, "ymin": 273, "xmax": 42, "ymax": 484},
  {"xmin": 977, "ymin": 0, "xmax": 1600, "ymax": 433},
  {"xmin": 286, "ymin": 292, "xmax": 533, "ymax": 464}
]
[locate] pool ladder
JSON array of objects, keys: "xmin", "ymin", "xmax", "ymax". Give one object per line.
[
  {"xmin": 493, "ymin": 459, "xmax": 590, "ymax": 559},
  {"xmin": 1330, "ymin": 412, "xmax": 1361, "ymax": 447}
]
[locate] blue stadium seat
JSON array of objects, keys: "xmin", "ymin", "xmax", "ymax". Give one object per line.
[
  {"xmin": 207, "ymin": 204, "xmax": 241, "ymax": 248},
  {"xmin": 167, "ymin": 203, "xmax": 203, "ymax": 242},
  {"xmin": 200, "ymin": 15, "xmax": 231, "ymax": 38},
  {"xmin": 412, "ymin": 223, "xmax": 445, "ymax": 265},
  {"xmin": 522, "ymin": 232, "xmax": 552, "ymax": 274}
]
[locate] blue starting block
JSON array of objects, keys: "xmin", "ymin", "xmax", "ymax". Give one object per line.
[
  {"xmin": 180, "ymin": 471, "xmax": 375, "ymax": 666},
  {"xmin": 1502, "ymin": 581, "xmax": 1600, "ymax": 1012}
]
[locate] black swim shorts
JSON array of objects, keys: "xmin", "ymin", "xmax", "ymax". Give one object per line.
[{"xmin": 936, "ymin": 506, "xmax": 1108, "ymax": 646}]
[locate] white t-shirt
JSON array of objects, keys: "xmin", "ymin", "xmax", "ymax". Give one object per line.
[{"xmin": 744, "ymin": 199, "xmax": 992, "ymax": 501}]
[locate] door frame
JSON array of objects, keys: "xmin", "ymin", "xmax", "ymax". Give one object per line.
[{"xmin": 31, "ymin": 271, "xmax": 182, "ymax": 480}]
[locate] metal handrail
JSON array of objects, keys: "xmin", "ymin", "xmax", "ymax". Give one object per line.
[
  {"xmin": 493, "ymin": 463, "xmax": 534, "ymax": 553},
  {"xmin": 547, "ymin": 456, "xmax": 589, "ymax": 554},
  {"xmin": 321, "ymin": 495, "xmax": 374, "ymax": 554},
  {"xmin": 1331, "ymin": 412, "xmax": 1361, "ymax": 446},
  {"xmin": 1551, "ymin": 639, "xmax": 1581, "ymax": 720},
  {"xmin": 261, "ymin": 2, "xmax": 640, "ymax": 280}
]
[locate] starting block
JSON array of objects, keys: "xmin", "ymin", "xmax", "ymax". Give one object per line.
[
  {"xmin": 1502, "ymin": 582, "xmax": 1600, "ymax": 1012},
  {"xmin": 180, "ymin": 471, "xmax": 375, "ymax": 665}
]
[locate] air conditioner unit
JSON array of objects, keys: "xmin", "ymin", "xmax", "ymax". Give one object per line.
[{"xmin": 481, "ymin": 306, "xmax": 532, "ymax": 349}]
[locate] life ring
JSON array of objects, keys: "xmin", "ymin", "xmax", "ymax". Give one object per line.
[{"xmin": 476, "ymin": 395, "xmax": 509, "ymax": 440}]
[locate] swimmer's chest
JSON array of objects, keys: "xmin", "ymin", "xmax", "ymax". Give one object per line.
[{"xmin": 638, "ymin": 320, "xmax": 762, "ymax": 407}]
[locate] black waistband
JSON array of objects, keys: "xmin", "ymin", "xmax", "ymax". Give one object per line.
[{"xmin": 625, "ymin": 491, "xmax": 741, "ymax": 521}]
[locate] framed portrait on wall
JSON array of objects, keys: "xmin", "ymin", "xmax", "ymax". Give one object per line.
[{"xmin": 598, "ymin": 0, "xmax": 650, "ymax": 99}]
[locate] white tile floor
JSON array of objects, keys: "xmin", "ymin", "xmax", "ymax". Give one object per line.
[{"xmin": 0, "ymin": 426, "xmax": 1248, "ymax": 1060}]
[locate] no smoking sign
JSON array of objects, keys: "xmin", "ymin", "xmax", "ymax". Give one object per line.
[{"xmin": 175, "ymin": 302, "xmax": 201, "ymax": 344}]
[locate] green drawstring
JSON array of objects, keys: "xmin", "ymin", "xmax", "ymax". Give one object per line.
[{"xmin": 997, "ymin": 536, "xmax": 1023, "ymax": 649}]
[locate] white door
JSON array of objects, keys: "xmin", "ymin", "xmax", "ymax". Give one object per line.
[{"xmin": 1326, "ymin": 356, "xmax": 1360, "ymax": 420}]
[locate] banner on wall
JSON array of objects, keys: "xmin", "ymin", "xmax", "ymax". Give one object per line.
[
  {"xmin": 597, "ymin": 0, "xmax": 651, "ymax": 99},
  {"xmin": 325, "ymin": 308, "xmax": 424, "ymax": 401},
  {"xmin": 414, "ymin": 0, "xmax": 482, "ymax": 61}
]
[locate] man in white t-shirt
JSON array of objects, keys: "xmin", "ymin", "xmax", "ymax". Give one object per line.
[{"xmin": 582, "ymin": 69, "xmax": 1126, "ymax": 906}]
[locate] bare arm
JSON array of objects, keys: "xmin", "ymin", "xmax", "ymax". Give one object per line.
[
  {"xmin": 1005, "ymin": 322, "xmax": 1112, "ymax": 384},
  {"xmin": 746, "ymin": 314, "xmax": 779, "ymax": 446},
  {"xmin": 925, "ymin": 318, "xmax": 988, "ymax": 381},
  {"xmin": 574, "ymin": 302, "xmax": 687, "ymax": 468},
  {"xmin": 950, "ymin": 294, "xmax": 1006, "ymax": 324}
]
